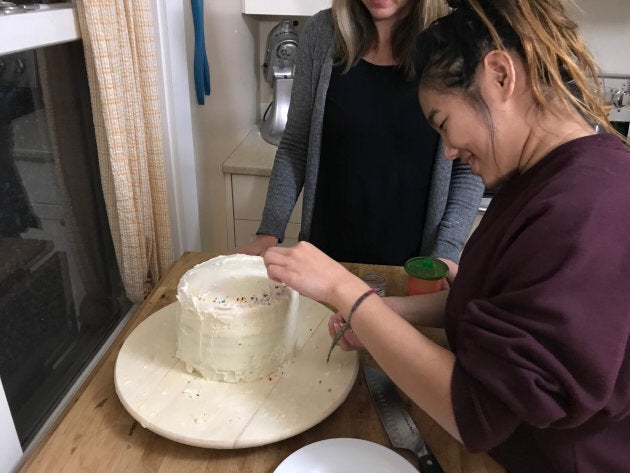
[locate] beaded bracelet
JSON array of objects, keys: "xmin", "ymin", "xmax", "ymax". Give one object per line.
[{"xmin": 326, "ymin": 289, "xmax": 377, "ymax": 363}]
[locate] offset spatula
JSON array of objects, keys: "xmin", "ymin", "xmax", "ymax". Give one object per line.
[{"xmin": 363, "ymin": 365, "xmax": 444, "ymax": 473}]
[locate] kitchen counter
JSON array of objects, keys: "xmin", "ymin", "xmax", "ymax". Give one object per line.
[
  {"xmin": 222, "ymin": 128, "xmax": 304, "ymax": 249},
  {"xmin": 223, "ymin": 127, "xmax": 277, "ymax": 177},
  {"xmin": 20, "ymin": 252, "xmax": 504, "ymax": 473}
]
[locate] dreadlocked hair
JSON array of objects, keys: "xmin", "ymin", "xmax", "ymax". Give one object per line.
[{"xmin": 415, "ymin": 0, "xmax": 625, "ymax": 142}]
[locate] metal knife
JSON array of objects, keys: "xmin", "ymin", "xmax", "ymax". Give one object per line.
[{"xmin": 363, "ymin": 365, "xmax": 444, "ymax": 473}]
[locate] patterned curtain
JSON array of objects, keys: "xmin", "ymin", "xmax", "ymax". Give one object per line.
[{"xmin": 75, "ymin": 0, "xmax": 173, "ymax": 303}]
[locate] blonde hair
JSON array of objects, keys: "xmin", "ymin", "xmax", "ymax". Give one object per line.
[
  {"xmin": 415, "ymin": 0, "xmax": 625, "ymax": 141},
  {"xmin": 331, "ymin": 0, "xmax": 448, "ymax": 78}
]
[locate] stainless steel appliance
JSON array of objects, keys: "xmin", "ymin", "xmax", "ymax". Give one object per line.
[
  {"xmin": 0, "ymin": 43, "xmax": 130, "ymax": 459},
  {"xmin": 602, "ymin": 75, "xmax": 630, "ymax": 139},
  {"xmin": 260, "ymin": 19, "xmax": 299, "ymax": 146}
]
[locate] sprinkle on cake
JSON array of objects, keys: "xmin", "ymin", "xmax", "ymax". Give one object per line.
[{"xmin": 193, "ymin": 285, "xmax": 288, "ymax": 307}]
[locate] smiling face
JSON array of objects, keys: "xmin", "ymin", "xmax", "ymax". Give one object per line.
[
  {"xmin": 360, "ymin": 0, "xmax": 410, "ymax": 22},
  {"xmin": 419, "ymin": 89, "xmax": 505, "ymax": 188},
  {"xmin": 418, "ymin": 51, "xmax": 532, "ymax": 189}
]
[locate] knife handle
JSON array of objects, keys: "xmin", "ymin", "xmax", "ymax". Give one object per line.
[{"xmin": 419, "ymin": 452, "xmax": 444, "ymax": 473}]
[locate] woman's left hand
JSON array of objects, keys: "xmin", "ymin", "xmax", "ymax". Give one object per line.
[{"xmin": 328, "ymin": 313, "xmax": 363, "ymax": 351}]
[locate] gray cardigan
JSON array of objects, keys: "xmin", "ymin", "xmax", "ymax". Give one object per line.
[{"xmin": 258, "ymin": 10, "xmax": 484, "ymax": 263}]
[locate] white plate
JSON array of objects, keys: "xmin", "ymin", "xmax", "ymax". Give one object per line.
[
  {"xmin": 274, "ymin": 438, "xmax": 417, "ymax": 473},
  {"xmin": 114, "ymin": 298, "xmax": 359, "ymax": 448}
]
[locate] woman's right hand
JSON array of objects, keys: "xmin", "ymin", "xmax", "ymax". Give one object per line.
[
  {"xmin": 264, "ymin": 241, "xmax": 369, "ymax": 312},
  {"xmin": 230, "ymin": 234, "xmax": 278, "ymax": 256}
]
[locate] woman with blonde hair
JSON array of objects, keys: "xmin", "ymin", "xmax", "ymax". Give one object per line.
[
  {"xmin": 263, "ymin": 1, "xmax": 630, "ymax": 471},
  {"xmin": 233, "ymin": 0, "xmax": 484, "ymax": 271}
]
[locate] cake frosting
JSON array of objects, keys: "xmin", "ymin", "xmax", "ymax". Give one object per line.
[{"xmin": 175, "ymin": 254, "xmax": 299, "ymax": 382}]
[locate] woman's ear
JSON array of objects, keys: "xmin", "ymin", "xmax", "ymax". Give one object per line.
[{"xmin": 481, "ymin": 50, "xmax": 517, "ymax": 102}]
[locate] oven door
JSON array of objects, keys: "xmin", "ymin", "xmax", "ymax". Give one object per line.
[
  {"xmin": 610, "ymin": 108, "xmax": 630, "ymax": 139},
  {"xmin": 0, "ymin": 6, "xmax": 80, "ymax": 471}
]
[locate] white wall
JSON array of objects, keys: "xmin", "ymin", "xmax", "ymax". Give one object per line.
[
  {"xmin": 570, "ymin": 0, "xmax": 630, "ymax": 75},
  {"xmin": 192, "ymin": 4, "xmax": 259, "ymax": 253}
]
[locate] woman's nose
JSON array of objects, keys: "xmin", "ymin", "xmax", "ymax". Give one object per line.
[{"xmin": 442, "ymin": 141, "xmax": 459, "ymax": 161}]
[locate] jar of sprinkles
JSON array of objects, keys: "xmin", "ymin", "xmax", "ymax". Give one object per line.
[{"xmin": 361, "ymin": 273, "xmax": 386, "ymax": 297}]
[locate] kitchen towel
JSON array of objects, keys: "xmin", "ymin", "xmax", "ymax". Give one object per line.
[{"xmin": 191, "ymin": 0, "xmax": 211, "ymax": 105}]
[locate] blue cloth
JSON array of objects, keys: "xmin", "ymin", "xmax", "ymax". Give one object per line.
[{"xmin": 191, "ymin": 0, "xmax": 211, "ymax": 105}]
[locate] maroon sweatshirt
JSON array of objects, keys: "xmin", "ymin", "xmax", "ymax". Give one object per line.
[{"xmin": 445, "ymin": 134, "xmax": 630, "ymax": 473}]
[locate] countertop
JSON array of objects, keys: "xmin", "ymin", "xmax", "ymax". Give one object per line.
[
  {"xmin": 222, "ymin": 127, "xmax": 277, "ymax": 177},
  {"xmin": 20, "ymin": 252, "xmax": 504, "ymax": 473}
]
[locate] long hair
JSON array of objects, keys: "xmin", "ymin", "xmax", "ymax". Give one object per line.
[
  {"xmin": 331, "ymin": 0, "xmax": 448, "ymax": 79},
  {"xmin": 414, "ymin": 0, "xmax": 624, "ymax": 140}
]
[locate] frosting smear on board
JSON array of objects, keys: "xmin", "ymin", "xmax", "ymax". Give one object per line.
[{"xmin": 176, "ymin": 254, "xmax": 299, "ymax": 382}]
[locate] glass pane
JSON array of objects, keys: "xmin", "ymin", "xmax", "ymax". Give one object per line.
[{"xmin": 0, "ymin": 40, "xmax": 131, "ymax": 448}]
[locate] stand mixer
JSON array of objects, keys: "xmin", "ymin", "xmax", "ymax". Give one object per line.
[{"xmin": 260, "ymin": 19, "xmax": 299, "ymax": 146}]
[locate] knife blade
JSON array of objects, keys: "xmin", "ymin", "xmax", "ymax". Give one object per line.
[{"xmin": 363, "ymin": 365, "xmax": 444, "ymax": 473}]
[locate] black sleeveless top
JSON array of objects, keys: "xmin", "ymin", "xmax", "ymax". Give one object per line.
[{"xmin": 309, "ymin": 59, "xmax": 439, "ymax": 265}]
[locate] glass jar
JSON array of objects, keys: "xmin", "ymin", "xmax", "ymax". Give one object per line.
[{"xmin": 362, "ymin": 273, "xmax": 386, "ymax": 297}]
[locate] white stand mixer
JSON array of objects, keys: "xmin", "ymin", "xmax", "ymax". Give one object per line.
[{"xmin": 260, "ymin": 20, "xmax": 299, "ymax": 146}]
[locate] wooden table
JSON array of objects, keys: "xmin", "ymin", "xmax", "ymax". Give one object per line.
[{"xmin": 21, "ymin": 252, "xmax": 504, "ymax": 473}]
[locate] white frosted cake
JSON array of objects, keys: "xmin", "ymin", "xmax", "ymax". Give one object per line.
[{"xmin": 175, "ymin": 254, "xmax": 299, "ymax": 382}]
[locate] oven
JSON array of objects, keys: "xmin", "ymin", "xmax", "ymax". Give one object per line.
[
  {"xmin": 602, "ymin": 75, "xmax": 630, "ymax": 139},
  {"xmin": 479, "ymin": 191, "xmax": 494, "ymax": 212},
  {"xmin": 1, "ymin": 5, "xmax": 131, "ymax": 469},
  {"xmin": 610, "ymin": 108, "xmax": 630, "ymax": 139}
]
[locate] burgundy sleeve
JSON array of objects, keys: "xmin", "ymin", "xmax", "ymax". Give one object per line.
[{"xmin": 451, "ymin": 192, "xmax": 630, "ymax": 452}]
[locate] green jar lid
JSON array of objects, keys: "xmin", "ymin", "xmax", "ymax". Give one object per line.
[{"xmin": 404, "ymin": 257, "xmax": 449, "ymax": 280}]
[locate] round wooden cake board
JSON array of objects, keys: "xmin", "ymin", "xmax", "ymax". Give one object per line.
[{"xmin": 114, "ymin": 296, "xmax": 359, "ymax": 448}]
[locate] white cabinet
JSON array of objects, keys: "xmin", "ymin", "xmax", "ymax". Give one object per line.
[
  {"xmin": 242, "ymin": 0, "xmax": 331, "ymax": 16},
  {"xmin": 226, "ymin": 174, "xmax": 303, "ymax": 249},
  {"xmin": 233, "ymin": 219, "xmax": 301, "ymax": 248},
  {"xmin": 223, "ymin": 128, "xmax": 304, "ymax": 250}
]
